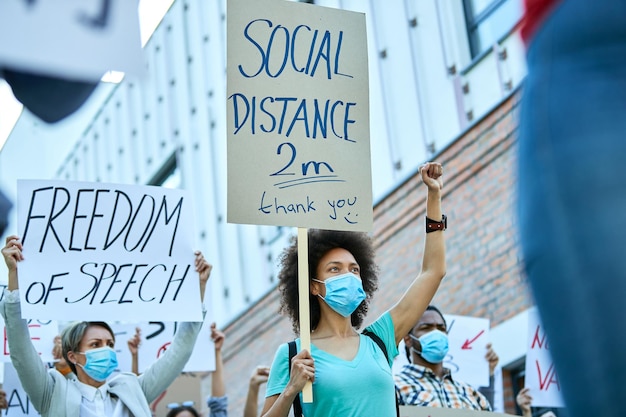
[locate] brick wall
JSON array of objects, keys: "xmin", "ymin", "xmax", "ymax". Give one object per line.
[{"xmin": 205, "ymin": 91, "xmax": 533, "ymax": 416}]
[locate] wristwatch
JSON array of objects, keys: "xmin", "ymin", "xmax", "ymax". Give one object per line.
[{"xmin": 426, "ymin": 214, "xmax": 447, "ymax": 233}]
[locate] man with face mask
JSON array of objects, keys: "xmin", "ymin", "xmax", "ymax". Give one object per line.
[{"xmin": 394, "ymin": 305, "xmax": 498, "ymax": 410}]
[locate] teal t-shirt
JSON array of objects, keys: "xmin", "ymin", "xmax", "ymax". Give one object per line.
[{"xmin": 266, "ymin": 311, "xmax": 399, "ymax": 417}]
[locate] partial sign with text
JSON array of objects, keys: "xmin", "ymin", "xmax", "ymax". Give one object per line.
[
  {"xmin": 113, "ymin": 321, "xmax": 215, "ymax": 374},
  {"xmin": 524, "ymin": 308, "xmax": 564, "ymax": 407},
  {"xmin": 0, "ymin": 317, "xmax": 58, "ymax": 363}
]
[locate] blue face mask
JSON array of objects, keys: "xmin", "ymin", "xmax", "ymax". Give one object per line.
[
  {"xmin": 313, "ymin": 273, "xmax": 366, "ymax": 317},
  {"xmin": 410, "ymin": 330, "xmax": 449, "ymax": 363},
  {"xmin": 77, "ymin": 346, "xmax": 118, "ymax": 381}
]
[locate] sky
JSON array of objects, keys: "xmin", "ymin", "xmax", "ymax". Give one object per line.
[{"xmin": 0, "ymin": 0, "xmax": 175, "ymax": 152}]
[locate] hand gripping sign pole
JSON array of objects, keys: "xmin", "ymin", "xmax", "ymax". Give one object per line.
[{"xmin": 297, "ymin": 228, "xmax": 313, "ymax": 402}]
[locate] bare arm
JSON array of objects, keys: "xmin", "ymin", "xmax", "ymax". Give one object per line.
[
  {"xmin": 139, "ymin": 251, "xmax": 211, "ymax": 402},
  {"xmin": 195, "ymin": 250, "xmax": 211, "ymax": 303},
  {"xmin": 244, "ymin": 366, "xmax": 269, "ymax": 417},
  {"xmin": 211, "ymin": 323, "xmax": 226, "ymax": 397},
  {"xmin": 127, "ymin": 327, "xmax": 141, "ymax": 376},
  {"xmin": 390, "ymin": 162, "xmax": 446, "ymax": 345}
]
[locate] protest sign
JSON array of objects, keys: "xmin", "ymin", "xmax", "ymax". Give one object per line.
[
  {"xmin": 16, "ymin": 180, "xmax": 201, "ymax": 322},
  {"xmin": 524, "ymin": 308, "xmax": 564, "ymax": 407},
  {"xmin": 3, "ymin": 362, "xmax": 40, "ymax": 416},
  {"xmin": 0, "ymin": 0, "xmax": 143, "ymax": 81},
  {"xmin": 0, "ymin": 317, "xmax": 58, "ymax": 363},
  {"xmin": 227, "ymin": 0, "xmax": 372, "ymax": 232},
  {"xmin": 113, "ymin": 321, "xmax": 215, "ymax": 374},
  {"xmin": 444, "ymin": 315, "xmax": 490, "ymax": 388}
]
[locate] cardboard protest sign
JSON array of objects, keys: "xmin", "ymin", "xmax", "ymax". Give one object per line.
[
  {"xmin": 0, "ymin": 317, "xmax": 58, "ymax": 363},
  {"xmin": 3, "ymin": 362, "xmax": 40, "ymax": 416},
  {"xmin": 16, "ymin": 180, "xmax": 202, "ymax": 322},
  {"xmin": 399, "ymin": 406, "xmax": 517, "ymax": 417},
  {"xmin": 524, "ymin": 308, "xmax": 564, "ymax": 407},
  {"xmin": 113, "ymin": 321, "xmax": 215, "ymax": 374},
  {"xmin": 444, "ymin": 315, "xmax": 490, "ymax": 388},
  {"xmin": 0, "ymin": 0, "xmax": 144, "ymax": 81},
  {"xmin": 227, "ymin": 0, "xmax": 372, "ymax": 232}
]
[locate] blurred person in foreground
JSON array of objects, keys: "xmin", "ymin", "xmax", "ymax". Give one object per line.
[{"xmin": 517, "ymin": 1, "xmax": 626, "ymax": 416}]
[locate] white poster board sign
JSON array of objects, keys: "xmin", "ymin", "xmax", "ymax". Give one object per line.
[
  {"xmin": 0, "ymin": 317, "xmax": 58, "ymax": 363},
  {"xmin": 524, "ymin": 308, "xmax": 564, "ymax": 407},
  {"xmin": 3, "ymin": 362, "xmax": 40, "ymax": 416},
  {"xmin": 399, "ymin": 406, "xmax": 516, "ymax": 417},
  {"xmin": 0, "ymin": 0, "xmax": 144, "ymax": 81},
  {"xmin": 113, "ymin": 321, "xmax": 215, "ymax": 374},
  {"xmin": 444, "ymin": 315, "xmax": 490, "ymax": 388},
  {"xmin": 227, "ymin": 0, "xmax": 372, "ymax": 231},
  {"xmin": 16, "ymin": 180, "xmax": 202, "ymax": 322}
]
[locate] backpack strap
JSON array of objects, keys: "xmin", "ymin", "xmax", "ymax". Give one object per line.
[
  {"xmin": 361, "ymin": 329, "xmax": 389, "ymax": 362},
  {"xmin": 288, "ymin": 341, "xmax": 303, "ymax": 417},
  {"xmin": 361, "ymin": 329, "xmax": 400, "ymax": 417}
]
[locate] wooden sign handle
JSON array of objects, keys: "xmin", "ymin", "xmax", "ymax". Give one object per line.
[{"xmin": 297, "ymin": 227, "xmax": 313, "ymax": 402}]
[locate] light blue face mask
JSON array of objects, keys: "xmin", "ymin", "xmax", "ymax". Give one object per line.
[
  {"xmin": 313, "ymin": 272, "xmax": 366, "ymax": 317},
  {"xmin": 410, "ymin": 329, "xmax": 449, "ymax": 364},
  {"xmin": 77, "ymin": 346, "xmax": 118, "ymax": 381}
]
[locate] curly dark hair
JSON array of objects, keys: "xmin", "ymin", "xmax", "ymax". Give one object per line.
[
  {"xmin": 278, "ymin": 229, "xmax": 379, "ymax": 334},
  {"xmin": 166, "ymin": 406, "xmax": 200, "ymax": 417}
]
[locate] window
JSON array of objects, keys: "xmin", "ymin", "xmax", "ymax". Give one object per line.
[
  {"xmin": 149, "ymin": 153, "xmax": 181, "ymax": 189},
  {"xmin": 464, "ymin": 0, "xmax": 523, "ymax": 58}
]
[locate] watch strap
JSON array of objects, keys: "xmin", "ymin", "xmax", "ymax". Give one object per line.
[{"xmin": 426, "ymin": 214, "xmax": 447, "ymax": 233}]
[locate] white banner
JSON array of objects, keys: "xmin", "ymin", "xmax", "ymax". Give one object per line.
[{"xmin": 16, "ymin": 180, "xmax": 202, "ymax": 322}]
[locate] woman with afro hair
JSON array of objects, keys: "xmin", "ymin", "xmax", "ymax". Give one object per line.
[{"xmin": 262, "ymin": 162, "xmax": 446, "ymax": 417}]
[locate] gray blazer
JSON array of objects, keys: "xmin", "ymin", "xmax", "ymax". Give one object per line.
[{"xmin": 1, "ymin": 298, "xmax": 204, "ymax": 417}]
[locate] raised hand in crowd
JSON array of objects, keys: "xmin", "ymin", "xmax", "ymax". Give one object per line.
[
  {"xmin": 517, "ymin": 387, "xmax": 533, "ymax": 417},
  {"xmin": 128, "ymin": 326, "xmax": 142, "ymax": 375},
  {"xmin": 244, "ymin": 365, "xmax": 270, "ymax": 417},
  {"xmin": 206, "ymin": 322, "xmax": 228, "ymax": 417},
  {"xmin": 485, "ymin": 342, "xmax": 499, "ymax": 376},
  {"xmin": 210, "ymin": 322, "xmax": 226, "ymax": 397}
]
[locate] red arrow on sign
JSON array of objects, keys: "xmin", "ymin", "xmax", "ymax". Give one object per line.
[{"xmin": 461, "ymin": 330, "xmax": 485, "ymax": 350}]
